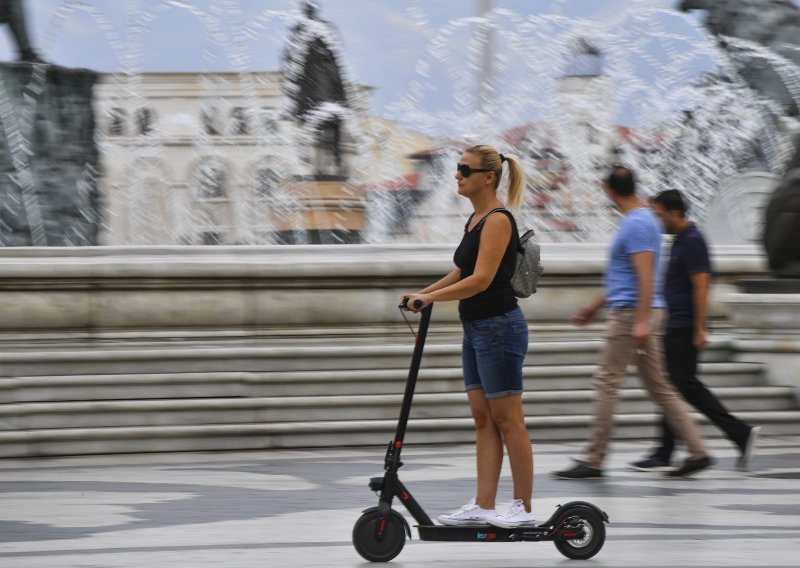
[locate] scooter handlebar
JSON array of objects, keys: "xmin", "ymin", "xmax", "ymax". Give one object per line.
[{"xmin": 399, "ymin": 297, "xmax": 423, "ymax": 310}]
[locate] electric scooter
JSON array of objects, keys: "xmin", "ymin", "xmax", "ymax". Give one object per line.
[{"xmin": 352, "ymin": 300, "xmax": 609, "ymax": 562}]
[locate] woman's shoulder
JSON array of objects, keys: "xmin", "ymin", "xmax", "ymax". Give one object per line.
[
  {"xmin": 480, "ymin": 209, "xmax": 513, "ymax": 235},
  {"xmin": 483, "ymin": 209, "xmax": 513, "ymax": 225}
]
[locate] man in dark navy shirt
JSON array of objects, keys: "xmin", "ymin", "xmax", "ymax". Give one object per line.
[{"xmin": 630, "ymin": 189, "xmax": 760, "ymax": 471}]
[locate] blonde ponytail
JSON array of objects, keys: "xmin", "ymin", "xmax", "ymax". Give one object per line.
[
  {"xmin": 464, "ymin": 144, "xmax": 526, "ymax": 211},
  {"xmin": 503, "ymin": 154, "xmax": 525, "ymax": 211}
]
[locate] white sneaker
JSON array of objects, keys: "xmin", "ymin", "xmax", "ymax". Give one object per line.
[
  {"xmin": 487, "ymin": 499, "xmax": 537, "ymax": 528},
  {"xmin": 738, "ymin": 425, "xmax": 761, "ymax": 470},
  {"xmin": 437, "ymin": 498, "xmax": 495, "ymax": 526}
]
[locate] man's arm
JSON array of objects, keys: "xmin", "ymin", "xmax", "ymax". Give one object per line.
[
  {"xmin": 631, "ymin": 250, "xmax": 655, "ymax": 347},
  {"xmin": 689, "ymin": 271, "xmax": 711, "ymax": 348},
  {"xmin": 573, "ymin": 294, "xmax": 606, "ymax": 327}
]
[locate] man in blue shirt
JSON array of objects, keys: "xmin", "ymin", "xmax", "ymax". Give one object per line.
[
  {"xmin": 553, "ymin": 167, "xmax": 713, "ymax": 479},
  {"xmin": 630, "ymin": 189, "xmax": 760, "ymax": 471}
]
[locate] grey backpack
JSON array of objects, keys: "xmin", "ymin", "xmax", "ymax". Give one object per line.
[
  {"xmin": 474, "ymin": 208, "xmax": 544, "ymax": 298},
  {"xmin": 512, "ymin": 228, "xmax": 544, "ymax": 297}
]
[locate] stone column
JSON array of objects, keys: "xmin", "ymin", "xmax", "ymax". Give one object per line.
[{"xmin": 0, "ymin": 63, "xmax": 100, "ymax": 245}]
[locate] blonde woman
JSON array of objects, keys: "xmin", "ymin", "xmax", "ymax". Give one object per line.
[{"xmin": 402, "ymin": 144, "xmax": 535, "ymax": 528}]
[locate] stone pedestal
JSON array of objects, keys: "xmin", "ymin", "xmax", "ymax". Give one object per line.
[
  {"xmin": 723, "ymin": 279, "xmax": 800, "ymax": 399},
  {"xmin": 0, "ymin": 63, "xmax": 99, "ymax": 246},
  {"xmin": 276, "ymin": 176, "xmax": 365, "ymax": 244}
]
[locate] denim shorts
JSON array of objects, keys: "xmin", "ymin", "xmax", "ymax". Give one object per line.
[{"xmin": 462, "ymin": 306, "xmax": 529, "ymax": 399}]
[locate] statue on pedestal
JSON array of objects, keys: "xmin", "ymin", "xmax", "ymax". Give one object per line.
[
  {"xmin": 282, "ymin": 1, "xmax": 349, "ymax": 177},
  {"xmin": 0, "ymin": 0, "xmax": 43, "ymax": 63},
  {"xmin": 278, "ymin": 1, "xmax": 362, "ymax": 244}
]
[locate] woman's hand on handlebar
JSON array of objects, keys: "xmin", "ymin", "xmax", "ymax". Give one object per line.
[{"xmin": 400, "ymin": 293, "xmax": 431, "ymax": 313}]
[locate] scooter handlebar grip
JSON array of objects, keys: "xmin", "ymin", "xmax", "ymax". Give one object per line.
[{"xmin": 399, "ymin": 297, "xmax": 424, "ymax": 310}]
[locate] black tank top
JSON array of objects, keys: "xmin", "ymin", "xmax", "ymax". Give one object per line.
[{"xmin": 453, "ymin": 208, "xmax": 518, "ymax": 322}]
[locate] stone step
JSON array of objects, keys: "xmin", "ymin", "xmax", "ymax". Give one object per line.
[
  {"xmin": 0, "ymin": 322, "xmax": 613, "ymax": 349},
  {"xmin": 0, "ymin": 319, "xmax": 731, "ymax": 349},
  {"xmin": 1, "ymin": 410, "xmax": 798, "ymax": 458},
  {"xmin": 0, "ymin": 332, "xmax": 790, "ymax": 459},
  {"xmin": 0, "ymin": 362, "xmax": 768, "ymax": 403},
  {"xmin": 0, "ymin": 342, "xmax": 592, "ymax": 376},
  {"xmin": 0, "ymin": 337, "xmax": 737, "ymax": 378},
  {"xmin": 0, "ymin": 310, "xmax": 727, "ymax": 348},
  {"xmin": 0, "ymin": 387, "xmax": 793, "ymax": 430}
]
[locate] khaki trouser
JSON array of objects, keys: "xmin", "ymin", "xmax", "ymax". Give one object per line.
[{"xmin": 584, "ymin": 308, "xmax": 707, "ymax": 469}]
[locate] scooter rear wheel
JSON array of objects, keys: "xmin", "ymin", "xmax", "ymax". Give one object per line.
[
  {"xmin": 352, "ymin": 510, "xmax": 406, "ymax": 562},
  {"xmin": 553, "ymin": 505, "xmax": 606, "ymax": 560}
]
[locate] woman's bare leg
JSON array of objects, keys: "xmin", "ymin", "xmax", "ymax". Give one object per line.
[
  {"xmin": 488, "ymin": 394, "xmax": 533, "ymax": 511},
  {"xmin": 468, "ymin": 388, "xmax": 503, "ymax": 509}
]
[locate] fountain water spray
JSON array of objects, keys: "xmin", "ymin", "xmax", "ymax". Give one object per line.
[{"xmin": 2, "ymin": 1, "xmax": 798, "ymax": 246}]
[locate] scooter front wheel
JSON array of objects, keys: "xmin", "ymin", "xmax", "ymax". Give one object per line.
[
  {"xmin": 352, "ymin": 510, "xmax": 406, "ymax": 562},
  {"xmin": 553, "ymin": 505, "xmax": 606, "ymax": 560}
]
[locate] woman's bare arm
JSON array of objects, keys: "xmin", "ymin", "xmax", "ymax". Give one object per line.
[{"xmin": 418, "ymin": 267, "xmax": 461, "ymax": 294}]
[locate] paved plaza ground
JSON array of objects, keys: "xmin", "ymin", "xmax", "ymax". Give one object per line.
[{"xmin": 0, "ymin": 435, "xmax": 798, "ymax": 568}]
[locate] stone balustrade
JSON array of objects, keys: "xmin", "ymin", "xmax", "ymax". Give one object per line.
[{"xmin": 0, "ymin": 243, "xmax": 769, "ymax": 331}]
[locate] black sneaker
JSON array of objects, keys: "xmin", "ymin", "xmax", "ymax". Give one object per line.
[
  {"xmin": 737, "ymin": 426, "xmax": 761, "ymax": 470},
  {"xmin": 552, "ymin": 462, "xmax": 603, "ymax": 480},
  {"xmin": 666, "ymin": 456, "xmax": 714, "ymax": 478},
  {"xmin": 628, "ymin": 456, "xmax": 671, "ymax": 472}
]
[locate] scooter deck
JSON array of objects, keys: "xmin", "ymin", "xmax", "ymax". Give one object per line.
[{"xmin": 417, "ymin": 523, "xmax": 573, "ymax": 543}]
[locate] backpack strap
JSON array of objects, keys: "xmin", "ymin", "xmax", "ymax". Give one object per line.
[
  {"xmin": 474, "ymin": 207, "xmax": 523, "ymax": 247},
  {"xmin": 463, "ymin": 212, "xmax": 476, "ymax": 232},
  {"xmin": 473, "ymin": 207, "xmax": 510, "ymax": 232}
]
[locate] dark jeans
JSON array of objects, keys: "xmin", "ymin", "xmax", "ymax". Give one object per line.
[{"xmin": 653, "ymin": 328, "xmax": 751, "ymax": 462}]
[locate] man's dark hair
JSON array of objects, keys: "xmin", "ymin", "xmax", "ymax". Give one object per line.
[
  {"xmin": 652, "ymin": 188, "xmax": 688, "ymax": 214},
  {"xmin": 605, "ymin": 166, "xmax": 635, "ymax": 196}
]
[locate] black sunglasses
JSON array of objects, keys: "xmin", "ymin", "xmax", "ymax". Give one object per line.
[{"xmin": 457, "ymin": 163, "xmax": 493, "ymax": 178}]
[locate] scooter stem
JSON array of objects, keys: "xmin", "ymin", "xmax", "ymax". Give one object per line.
[{"xmin": 385, "ymin": 304, "xmax": 433, "ymax": 471}]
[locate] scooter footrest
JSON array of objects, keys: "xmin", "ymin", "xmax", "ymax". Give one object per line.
[{"xmin": 417, "ymin": 524, "xmax": 550, "ymax": 542}]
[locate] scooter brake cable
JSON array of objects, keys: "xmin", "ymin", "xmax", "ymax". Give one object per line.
[{"xmin": 399, "ymin": 308, "xmax": 419, "ymax": 339}]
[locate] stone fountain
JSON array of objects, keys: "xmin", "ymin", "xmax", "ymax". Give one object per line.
[{"xmin": 0, "ymin": 0, "xmax": 797, "ymax": 345}]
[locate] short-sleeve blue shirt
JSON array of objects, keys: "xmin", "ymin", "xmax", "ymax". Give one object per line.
[
  {"xmin": 606, "ymin": 207, "xmax": 666, "ymax": 309},
  {"xmin": 664, "ymin": 224, "xmax": 711, "ymax": 329}
]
